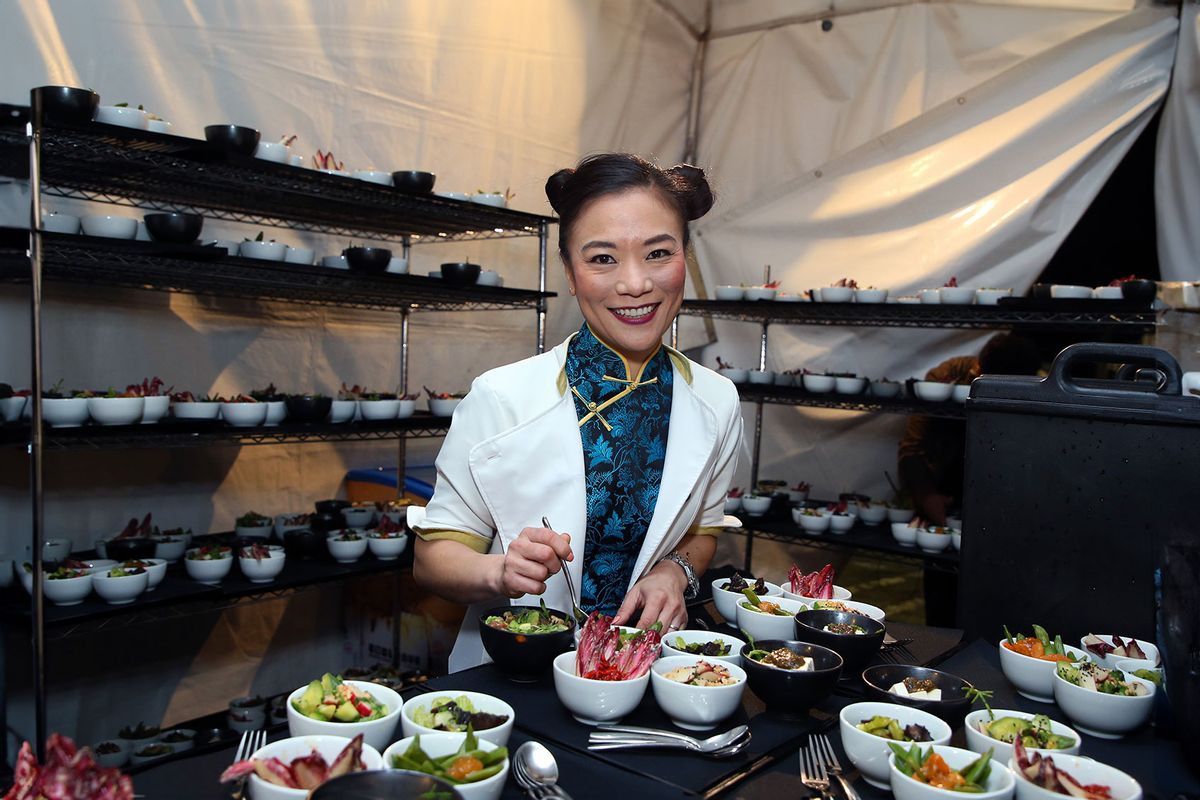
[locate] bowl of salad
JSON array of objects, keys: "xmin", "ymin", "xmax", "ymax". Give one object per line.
[
  {"xmin": 795, "ymin": 609, "xmax": 885, "ymax": 675},
  {"xmin": 735, "ymin": 590, "xmax": 808, "ymax": 643},
  {"xmin": 997, "ymin": 626, "xmax": 1087, "ymax": 703},
  {"xmin": 37, "ymin": 565, "xmax": 93, "ymax": 606},
  {"xmin": 184, "ymin": 545, "xmax": 234, "ymax": 584},
  {"xmin": 383, "ymin": 731, "xmax": 508, "ymax": 800},
  {"xmin": 964, "ymin": 709, "xmax": 1080, "ymax": 763},
  {"xmin": 840, "ymin": 701, "xmax": 951, "ymax": 789},
  {"xmin": 650, "ymin": 656, "xmax": 747, "ymax": 730},
  {"xmin": 711, "ymin": 574, "xmax": 782, "ymax": 623},
  {"xmin": 287, "ymin": 673, "xmax": 402, "ymax": 752},
  {"xmin": 1008, "ymin": 739, "xmax": 1142, "ymax": 800},
  {"xmin": 1051, "ymin": 662, "xmax": 1154, "ymax": 739},
  {"xmin": 660, "ymin": 629, "xmax": 745, "ymax": 667},
  {"xmin": 1078, "ymin": 633, "xmax": 1159, "ymax": 671},
  {"xmin": 888, "ymin": 744, "xmax": 1015, "ymax": 800},
  {"xmin": 478, "ymin": 602, "xmax": 575, "ymax": 682},
  {"xmin": 862, "ymin": 665, "xmax": 975, "ymax": 726},
  {"xmin": 91, "ymin": 565, "xmax": 149, "ymax": 604},
  {"xmin": 400, "ymin": 692, "xmax": 514, "ymax": 747},
  {"xmin": 235, "ymin": 511, "xmax": 273, "ymax": 539},
  {"xmin": 739, "ymin": 640, "xmax": 842, "ymax": 715},
  {"xmin": 326, "ymin": 531, "xmax": 368, "ymax": 563}
]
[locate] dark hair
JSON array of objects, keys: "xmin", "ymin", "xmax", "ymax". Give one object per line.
[
  {"xmin": 979, "ymin": 333, "xmax": 1041, "ymax": 376},
  {"xmin": 545, "ymin": 153, "xmax": 714, "ymax": 262}
]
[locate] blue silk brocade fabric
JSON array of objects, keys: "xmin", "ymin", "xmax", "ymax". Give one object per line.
[{"xmin": 566, "ymin": 323, "xmax": 673, "ymax": 616}]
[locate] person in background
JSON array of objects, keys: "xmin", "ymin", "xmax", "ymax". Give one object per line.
[{"xmin": 898, "ymin": 333, "xmax": 1042, "ymax": 524}]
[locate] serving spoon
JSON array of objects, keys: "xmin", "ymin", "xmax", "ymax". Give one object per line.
[
  {"xmin": 514, "ymin": 740, "xmax": 573, "ymax": 799},
  {"xmin": 543, "ymin": 516, "xmax": 587, "ymax": 627},
  {"xmin": 589, "ymin": 724, "xmax": 750, "ymax": 753}
]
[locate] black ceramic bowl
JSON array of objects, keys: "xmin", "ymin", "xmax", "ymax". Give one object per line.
[
  {"xmin": 861, "ymin": 664, "xmax": 975, "ymax": 727},
  {"xmin": 478, "ymin": 604, "xmax": 576, "ymax": 682},
  {"xmin": 1030, "ymin": 283, "xmax": 1052, "ymax": 301},
  {"xmin": 343, "ymin": 247, "xmax": 392, "ymax": 273},
  {"xmin": 282, "ymin": 529, "xmax": 321, "ymax": 560},
  {"xmin": 391, "ymin": 171, "xmax": 436, "ymax": 193},
  {"xmin": 1121, "ymin": 279, "xmax": 1156, "ymax": 306},
  {"xmin": 143, "ymin": 212, "xmax": 204, "ymax": 244},
  {"xmin": 315, "ymin": 499, "xmax": 351, "ymax": 514},
  {"xmin": 285, "ymin": 394, "xmax": 332, "ymax": 423},
  {"xmin": 309, "ymin": 511, "xmax": 343, "ymax": 533},
  {"xmin": 106, "ymin": 538, "xmax": 156, "ymax": 561},
  {"xmin": 440, "ymin": 262, "xmax": 481, "ymax": 285},
  {"xmin": 204, "ymin": 124, "xmax": 260, "ymax": 155},
  {"xmin": 794, "ymin": 609, "xmax": 885, "ymax": 675},
  {"xmin": 311, "ymin": 771, "xmax": 463, "ymax": 800},
  {"xmin": 33, "ymin": 86, "xmax": 99, "ymax": 125},
  {"xmin": 739, "ymin": 640, "xmax": 842, "ymax": 715}
]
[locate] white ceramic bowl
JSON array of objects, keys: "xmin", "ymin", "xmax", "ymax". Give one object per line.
[
  {"xmin": 429, "ymin": 397, "xmax": 462, "ymax": 417},
  {"xmin": 1078, "ymin": 635, "xmax": 1159, "ymax": 670},
  {"xmin": 42, "ymin": 397, "xmax": 90, "ymax": 427},
  {"xmin": 92, "ymin": 568, "xmax": 148, "ymax": 604},
  {"xmin": 997, "ymin": 640, "xmax": 1087, "ymax": 703},
  {"xmin": 835, "ymin": 376, "xmax": 867, "ymax": 395},
  {"xmin": 327, "ymin": 534, "xmax": 368, "ymax": 563},
  {"xmin": 274, "ymin": 514, "xmax": 310, "ymax": 537},
  {"xmin": 42, "ymin": 571, "xmax": 93, "ymax": 605},
  {"xmin": 735, "ymin": 595, "xmax": 807, "ymax": 643},
  {"xmin": 720, "ymin": 368, "xmax": 749, "ymax": 384},
  {"xmin": 840, "ymin": 701, "xmax": 952, "ymax": 789},
  {"xmin": 747, "ymin": 370, "xmax": 774, "ymax": 384},
  {"xmin": 660, "ymin": 629, "xmax": 745, "ymax": 667},
  {"xmin": 1, "ymin": 396, "xmax": 27, "ymax": 422},
  {"xmin": 916, "ymin": 528, "xmax": 952, "ymax": 552},
  {"xmin": 952, "ymin": 531, "xmax": 962, "ymax": 550},
  {"xmin": 81, "ymin": 214, "xmax": 138, "ymax": 239},
  {"xmin": 856, "ymin": 288, "xmax": 888, "ymax": 303},
  {"xmin": 829, "ymin": 513, "xmax": 856, "ymax": 533},
  {"xmin": 888, "ymin": 507, "xmax": 914, "ymax": 523},
  {"xmin": 132, "ymin": 558, "xmax": 168, "ymax": 591},
  {"xmin": 328, "ymin": 399, "xmax": 356, "ymax": 423},
  {"xmin": 382, "ymin": 733, "xmax": 507, "ymax": 800},
  {"xmin": 889, "ymin": 744, "xmax": 1015, "ymax": 800},
  {"xmin": 284, "ymin": 246, "xmax": 315, "ymax": 264},
  {"xmin": 82, "ymin": 559, "xmax": 117, "ymax": 574},
  {"xmin": 286, "ymin": 680, "xmax": 402, "ymax": 752},
  {"xmin": 139, "ymin": 395, "xmax": 170, "ymax": 424},
  {"xmin": 43, "ymin": 212, "xmax": 81, "ymax": 234},
  {"xmin": 184, "ymin": 549, "xmax": 234, "ymax": 584},
  {"xmin": 341, "ymin": 507, "xmax": 374, "ymax": 528},
  {"xmin": 321, "ymin": 255, "xmax": 348, "ymax": 269},
  {"xmin": 711, "ymin": 578, "xmax": 783, "ymax": 622},
  {"xmin": 235, "ymin": 520, "xmax": 273, "ymax": 539},
  {"xmin": 780, "ymin": 583, "xmax": 852, "ymax": 603},
  {"xmin": 740, "ymin": 496, "xmax": 772, "ymax": 516},
  {"xmin": 1092, "ymin": 286, "xmax": 1125, "ymax": 300},
  {"xmin": 152, "ymin": 536, "xmax": 187, "ymax": 563},
  {"xmin": 221, "ymin": 403, "xmax": 268, "ymax": 427},
  {"xmin": 437, "ymin": 191, "xmax": 471, "ymax": 202},
  {"xmin": 92, "ymin": 740, "xmax": 130, "ymax": 769},
  {"xmin": 743, "ymin": 287, "xmax": 777, "ymax": 301},
  {"xmin": 387, "ymin": 257, "xmax": 410, "ymax": 275},
  {"xmin": 475, "ymin": 268, "xmax": 500, "ymax": 285},
  {"xmin": 254, "ymin": 141, "xmax": 290, "ymax": 163},
  {"xmin": 952, "ymin": 384, "xmax": 971, "ymax": 403},
  {"xmin": 263, "ymin": 400, "xmax": 287, "ymax": 426},
  {"xmin": 1051, "ymin": 667, "xmax": 1154, "ymax": 738},
  {"xmin": 724, "ymin": 496, "xmax": 743, "ymax": 513},
  {"xmin": 715, "ymin": 286, "xmax": 745, "ymax": 301},
  {"xmin": 400, "ymin": 690, "xmax": 515, "ymax": 746},
  {"xmin": 796, "ymin": 510, "xmax": 832, "ymax": 534},
  {"xmin": 288, "ymin": 154, "xmax": 304, "ymax": 167},
  {"xmin": 472, "ymin": 193, "xmax": 507, "ymax": 207},
  {"xmin": 396, "ymin": 399, "xmax": 416, "ymax": 419},
  {"xmin": 551, "ymin": 651, "xmax": 649, "ymax": 725},
  {"xmin": 963, "ymin": 709, "xmax": 1081, "ymax": 763},
  {"xmin": 247, "ymin": 735, "xmax": 384, "ymax": 800},
  {"xmin": 895, "ymin": 295, "xmax": 922, "ymax": 304},
  {"xmin": 172, "ymin": 401, "xmax": 220, "ymax": 420},
  {"xmin": 130, "ymin": 743, "xmax": 173, "ymax": 766},
  {"xmin": 1009, "ymin": 753, "xmax": 1141, "ymax": 800},
  {"xmin": 87, "ymin": 396, "xmax": 145, "ymax": 425},
  {"xmin": 367, "ymin": 532, "xmax": 408, "ymax": 561},
  {"xmin": 802, "ymin": 373, "xmax": 835, "ymax": 393},
  {"xmin": 353, "ymin": 169, "xmax": 392, "ymax": 185},
  {"xmin": 95, "ymin": 106, "xmax": 148, "ymax": 129},
  {"xmin": 976, "ymin": 288, "xmax": 1012, "ymax": 305},
  {"xmin": 774, "ymin": 372, "xmax": 795, "ymax": 387},
  {"xmin": 1050, "ymin": 285, "xmax": 1092, "ymax": 300},
  {"xmin": 359, "ymin": 399, "xmax": 399, "ymax": 420},
  {"xmin": 892, "ymin": 523, "xmax": 918, "ymax": 547},
  {"xmin": 143, "ymin": 119, "xmax": 171, "ymax": 135},
  {"xmin": 650, "ymin": 656, "xmax": 747, "ymax": 730},
  {"xmin": 918, "ymin": 288, "xmax": 942, "ymax": 304},
  {"xmin": 239, "ymin": 240, "xmax": 287, "ymax": 261},
  {"xmin": 940, "ymin": 287, "xmax": 975, "ymax": 305},
  {"xmin": 820, "ymin": 286, "xmax": 854, "ymax": 303},
  {"xmin": 913, "ymin": 381, "xmax": 954, "ymax": 402},
  {"xmin": 239, "ymin": 548, "xmax": 286, "ymax": 583},
  {"xmin": 858, "ymin": 504, "xmax": 888, "ymax": 526}
]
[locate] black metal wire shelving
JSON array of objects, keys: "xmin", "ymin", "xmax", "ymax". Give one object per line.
[
  {"xmin": 736, "ymin": 383, "xmax": 967, "ymax": 419},
  {"xmin": 737, "ymin": 516, "xmax": 960, "ymax": 569}
]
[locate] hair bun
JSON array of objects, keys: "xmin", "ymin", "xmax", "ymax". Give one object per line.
[
  {"xmin": 668, "ymin": 163, "xmax": 714, "ymax": 221},
  {"xmin": 544, "ymin": 168, "xmax": 574, "ymax": 214}
]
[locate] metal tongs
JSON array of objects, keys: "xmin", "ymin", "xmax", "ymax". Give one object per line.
[{"xmin": 543, "ymin": 516, "xmax": 587, "ymax": 626}]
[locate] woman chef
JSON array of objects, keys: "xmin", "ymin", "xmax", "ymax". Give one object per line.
[{"xmin": 410, "ymin": 153, "xmax": 744, "ymax": 671}]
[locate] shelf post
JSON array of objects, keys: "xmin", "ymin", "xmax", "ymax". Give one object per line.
[
  {"xmin": 744, "ymin": 321, "xmax": 770, "ymax": 573},
  {"xmin": 398, "ymin": 307, "xmax": 410, "ymax": 491},
  {"xmin": 26, "ymin": 88, "xmax": 48, "ymax": 761},
  {"xmin": 537, "ymin": 222, "xmax": 549, "ymax": 354}
]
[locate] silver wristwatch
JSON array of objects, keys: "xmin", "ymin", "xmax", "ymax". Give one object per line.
[{"xmin": 662, "ymin": 552, "xmax": 699, "ymax": 600}]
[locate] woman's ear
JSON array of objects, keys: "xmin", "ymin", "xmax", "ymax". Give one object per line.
[{"xmin": 563, "ymin": 260, "xmax": 576, "ymax": 296}]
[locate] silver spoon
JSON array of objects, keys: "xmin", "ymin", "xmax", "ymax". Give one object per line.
[
  {"xmin": 590, "ymin": 724, "xmax": 749, "ymax": 753},
  {"xmin": 514, "ymin": 741, "xmax": 573, "ymax": 799},
  {"xmin": 588, "ymin": 731, "xmax": 751, "ymax": 758},
  {"xmin": 542, "ymin": 516, "xmax": 586, "ymax": 626}
]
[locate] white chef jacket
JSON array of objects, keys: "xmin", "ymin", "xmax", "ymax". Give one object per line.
[{"xmin": 408, "ymin": 334, "xmax": 743, "ymax": 671}]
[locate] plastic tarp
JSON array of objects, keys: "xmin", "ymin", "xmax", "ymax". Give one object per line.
[
  {"xmin": 1156, "ymin": 1, "xmax": 1200, "ymax": 281},
  {"xmin": 689, "ymin": 1, "xmax": 1178, "ymax": 511}
]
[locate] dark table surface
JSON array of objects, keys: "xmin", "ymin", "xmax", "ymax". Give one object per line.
[{"xmin": 129, "ymin": 628, "xmax": 1198, "ymax": 800}]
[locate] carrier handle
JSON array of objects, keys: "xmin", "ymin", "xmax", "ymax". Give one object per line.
[{"xmin": 1048, "ymin": 343, "xmax": 1182, "ymax": 397}]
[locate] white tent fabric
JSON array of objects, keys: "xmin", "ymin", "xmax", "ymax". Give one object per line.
[
  {"xmin": 1155, "ymin": 1, "xmax": 1200, "ymax": 281},
  {"xmin": 690, "ymin": 1, "xmax": 1177, "ymax": 503}
]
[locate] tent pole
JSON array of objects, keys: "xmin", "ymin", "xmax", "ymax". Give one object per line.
[{"xmin": 680, "ymin": 0, "xmax": 718, "ymax": 348}]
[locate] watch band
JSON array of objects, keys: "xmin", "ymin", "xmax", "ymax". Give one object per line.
[{"xmin": 662, "ymin": 552, "xmax": 699, "ymax": 600}]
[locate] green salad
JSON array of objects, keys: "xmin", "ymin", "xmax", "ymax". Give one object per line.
[
  {"xmin": 484, "ymin": 601, "xmax": 569, "ymax": 634},
  {"xmin": 292, "ymin": 672, "xmax": 387, "ymax": 722},
  {"xmin": 390, "ymin": 729, "xmax": 507, "ymax": 785},
  {"xmin": 411, "ymin": 695, "xmax": 509, "ymax": 732}
]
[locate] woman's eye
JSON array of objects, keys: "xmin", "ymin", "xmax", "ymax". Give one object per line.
[
  {"xmin": 587, "ymin": 254, "xmax": 616, "ymax": 265},
  {"xmin": 647, "ymin": 248, "xmax": 673, "ymax": 260}
]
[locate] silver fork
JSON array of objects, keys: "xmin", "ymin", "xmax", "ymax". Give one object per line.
[
  {"xmin": 232, "ymin": 729, "xmax": 266, "ymax": 765},
  {"xmin": 799, "ymin": 739, "xmax": 832, "ymax": 799},
  {"xmin": 814, "ymin": 733, "xmax": 861, "ymax": 800}
]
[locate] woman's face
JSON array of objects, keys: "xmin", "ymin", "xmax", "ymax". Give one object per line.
[{"xmin": 564, "ymin": 187, "xmax": 687, "ymax": 368}]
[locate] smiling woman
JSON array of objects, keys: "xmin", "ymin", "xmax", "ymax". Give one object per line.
[{"xmin": 411, "ymin": 154, "xmax": 742, "ymax": 672}]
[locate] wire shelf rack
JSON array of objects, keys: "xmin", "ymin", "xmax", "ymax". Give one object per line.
[{"xmin": 736, "ymin": 383, "xmax": 967, "ymax": 419}]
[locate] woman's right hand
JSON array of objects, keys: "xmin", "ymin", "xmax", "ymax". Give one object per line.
[{"xmin": 493, "ymin": 527, "xmax": 574, "ymax": 598}]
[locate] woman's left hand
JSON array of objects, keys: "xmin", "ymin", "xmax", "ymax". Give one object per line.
[{"xmin": 613, "ymin": 560, "xmax": 689, "ymax": 632}]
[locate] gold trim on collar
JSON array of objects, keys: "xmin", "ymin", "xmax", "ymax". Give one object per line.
[{"xmin": 555, "ymin": 331, "xmax": 694, "ymax": 398}]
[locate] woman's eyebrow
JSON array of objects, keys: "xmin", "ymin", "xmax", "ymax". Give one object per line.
[
  {"xmin": 643, "ymin": 233, "xmax": 677, "ymax": 247},
  {"xmin": 581, "ymin": 240, "xmax": 615, "ymax": 252}
]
